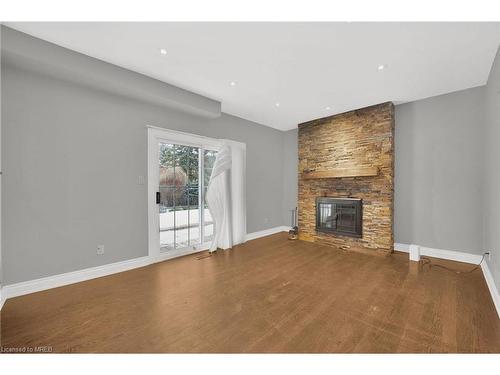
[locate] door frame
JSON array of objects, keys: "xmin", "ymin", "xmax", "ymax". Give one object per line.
[{"xmin": 147, "ymin": 125, "xmax": 222, "ymax": 263}]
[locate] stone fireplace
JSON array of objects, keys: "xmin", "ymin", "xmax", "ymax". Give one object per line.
[{"xmin": 298, "ymin": 102, "xmax": 394, "ymax": 255}]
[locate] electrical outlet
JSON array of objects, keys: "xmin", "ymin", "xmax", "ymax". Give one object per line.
[
  {"xmin": 97, "ymin": 245, "xmax": 105, "ymax": 255},
  {"xmin": 138, "ymin": 175, "xmax": 145, "ymax": 185}
]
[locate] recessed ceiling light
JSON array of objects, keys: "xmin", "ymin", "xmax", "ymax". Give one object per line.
[
  {"xmin": 230, "ymin": 81, "xmax": 236, "ymax": 86},
  {"xmin": 160, "ymin": 48, "xmax": 167, "ymax": 55},
  {"xmin": 325, "ymin": 106, "xmax": 331, "ymax": 110},
  {"xmin": 275, "ymin": 102, "xmax": 280, "ymax": 108},
  {"xmin": 378, "ymin": 64, "xmax": 387, "ymax": 71}
]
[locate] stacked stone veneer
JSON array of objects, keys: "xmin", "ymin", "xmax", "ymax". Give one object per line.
[{"xmin": 298, "ymin": 102, "xmax": 394, "ymax": 255}]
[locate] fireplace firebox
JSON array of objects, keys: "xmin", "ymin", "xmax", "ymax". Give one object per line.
[{"xmin": 316, "ymin": 197, "xmax": 362, "ymax": 238}]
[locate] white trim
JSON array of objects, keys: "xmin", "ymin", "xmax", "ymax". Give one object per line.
[
  {"xmin": 147, "ymin": 127, "xmax": 159, "ymax": 260},
  {"xmin": 394, "ymin": 243, "xmax": 410, "ymax": 252},
  {"xmin": 146, "ymin": 125, "xmax": 222, "ymax": 150},
  {"xmin": 2, "ymin": 256, "xmax": 151, "ymax": 300},
  {"xmin": 481, "ymin": 261, "xmax": 500, "ymax": 319},
  {"xmin": 245, "ymin": 226, "xmax": 289, "ymax": 241},
  {"xmin": 419, "ymin": 246, "xmax": 483, "ymax": 264},
  {"xmin": 393, "ymin": 243, "xmax": 482, "ymax": 264},
  {"xmin": 409, "ymin": 244, "xmax": 420, "ymax": 262},
  {"xmin": 152, "ymin": 244, "xmax": 210, "ymax": 264}
]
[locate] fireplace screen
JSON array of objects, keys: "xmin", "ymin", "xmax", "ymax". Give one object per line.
[{"xmin": 316, "ymin": 197, "xmax": 362, "ymax": 238}]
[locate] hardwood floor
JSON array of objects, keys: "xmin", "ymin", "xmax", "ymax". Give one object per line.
[{"xmin": 1, "ymin": 233, "xmax": 499, "ymax": 353}]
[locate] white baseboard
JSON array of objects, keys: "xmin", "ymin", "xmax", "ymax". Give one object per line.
[
  {"xmin": 419, "ymin": 246, "xmax": 483, "ymax": 264},
  {"xmin": 395, "ymin": 242, "xmax": 499, "ymax": 319},
  {"xmin": 2, "ymin": 256, "xmax": 151, "ymax": 301},
  {"xmin": 394, "ymin": 243, "xmax": 410, "ymax": 252},
  {"xmin": 481, "ymin": 261, "xmax": 500, "ymax": 319},
  {"xmin": 245, "ymin": 226, "xmax": 290, "ymax": 241},
  {"xmin": 393, "ymin": 243, "xmax": 482, "ymax": 264}
]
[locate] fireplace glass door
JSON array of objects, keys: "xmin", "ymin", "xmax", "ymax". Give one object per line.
[{"xmin": 316, "ymin": 198, "xmax": 362, "ymax": 238}]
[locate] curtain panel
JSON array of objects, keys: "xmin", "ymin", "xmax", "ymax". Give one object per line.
[{"xmin": 206, "ymin": 140, "xmax": 246, "ymax": 252}]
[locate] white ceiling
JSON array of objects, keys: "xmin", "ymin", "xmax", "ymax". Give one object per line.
[{"xmin": 6, "ymin": 22, "xmax": 500, "ymax": 131}]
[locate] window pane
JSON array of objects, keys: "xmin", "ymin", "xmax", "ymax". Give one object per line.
[
  {"xmin": 187, "ymin": 186, "xmax": 200, "ymax": 246},
  {"xmin": 159, "ymin": 142, "xmax": 215, "ymax": 252},
  {"xmin": 159, "ymin": 143, "xmax": 176, "ymax": 251}
]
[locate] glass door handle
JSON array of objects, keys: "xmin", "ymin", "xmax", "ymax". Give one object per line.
[{"xmin": 156, "ymin": 192, "xmax": 161, "ymax": 204}]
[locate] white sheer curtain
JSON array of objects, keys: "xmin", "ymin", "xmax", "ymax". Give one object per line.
[{"xmin": 206, "ymin": 140, "xmax": 246, "ymax": 252}]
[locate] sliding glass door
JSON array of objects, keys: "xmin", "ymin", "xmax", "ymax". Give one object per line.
[{"xmin": 157, "ymin": 141, "xmax": 217, "ymax": 253}]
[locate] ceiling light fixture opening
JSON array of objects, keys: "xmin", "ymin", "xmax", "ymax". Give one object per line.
[
  {"xmin": 160, "ymin": 49, "xmax": 167, "ymax": 55},
  {"xmin": 230, "ymin": 81, "xmax": 236, "ymax": 86},
  {"xmin": 378, "ymin": 64, "xmax": 387, "ymax": 71}
]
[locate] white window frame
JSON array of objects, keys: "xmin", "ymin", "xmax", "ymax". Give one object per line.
[{"xmin": 147, "ymin": 125, "xmax": 222, "ymax": 263}]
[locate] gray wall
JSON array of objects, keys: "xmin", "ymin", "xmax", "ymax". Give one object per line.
[
  {"xmin": 2, "ymin": 26, "xmax": 221, "ymax": 120},
  {"xmin": 484, "ymin": 48, "xmax": 500, "ymax": 292},
  {"xmin": 282, "ymin": 129, "xmax": 298, "ymax": 226},
  {"xmin": 395, "ymin": 87, "xmax": 485, "ymax": 253},
  {"xmin": 1, "ymin": 29, "xmax": 285, "ymax": 284}
]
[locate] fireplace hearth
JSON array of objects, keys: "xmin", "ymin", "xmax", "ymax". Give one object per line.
[{"xmin": 316, "ymin": 197, "xmax": 362, "ymax": 238}]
